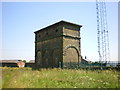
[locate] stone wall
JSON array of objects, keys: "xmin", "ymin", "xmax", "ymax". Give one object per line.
[
  {"xmin": 35, "ymin": 21, "xmax": 82, "ymax": 68},
  {"xmin": 62, "ymin": 27, "xmax": 81, "ymax": 68},
  {"xmin": 35, "ymin": 23, "xmax": 63, "ymax": 68}
]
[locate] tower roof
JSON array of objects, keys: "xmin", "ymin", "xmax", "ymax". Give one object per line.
[{"xmin": 34, "ymin": 20, "xmax": 82, "ymax": 33}]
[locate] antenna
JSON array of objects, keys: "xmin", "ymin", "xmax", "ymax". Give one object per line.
[{"xmin": 96, "ymin": 0, "xmax": 110, "ymax": 69}]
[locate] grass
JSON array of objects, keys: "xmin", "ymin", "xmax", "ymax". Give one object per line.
[{"xmin": 1, "ymin": 67, "xmax": 119, "ymax": 88}]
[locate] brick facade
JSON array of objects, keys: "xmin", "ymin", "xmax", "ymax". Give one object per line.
[{"xmin": 34, "ymin": 20, "xmax": 82, "ymax": 68}]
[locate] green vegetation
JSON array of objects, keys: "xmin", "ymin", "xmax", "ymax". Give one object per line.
[
  {"xmin": 1, "ymin": 67, "xmax": 119, "ymax": 88},
  {"xmin": 22, "ymin": 60, "xmax": 26, "ymax": 63}
]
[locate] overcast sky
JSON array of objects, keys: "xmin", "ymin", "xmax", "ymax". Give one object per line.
[{"xmin": 1, "ymin": 1, "xmax": 118, "ymax": 62}]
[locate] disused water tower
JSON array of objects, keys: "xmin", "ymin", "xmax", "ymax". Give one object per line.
[{"xmin": 34, "ymin": 20, "xmax": 82, "ymax": 68}]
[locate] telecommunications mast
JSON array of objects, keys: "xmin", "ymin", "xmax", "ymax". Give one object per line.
[{"xmin": 96, "ymin": 0, "xmax": 110, "ymax": 68}]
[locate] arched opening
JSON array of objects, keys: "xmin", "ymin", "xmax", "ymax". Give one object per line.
[
  {"xmin": 43, "ymin": 50, "xmax": 49, "ymax": 68},
  {"xmin": 52, "ymin": 49, "xmax": 59, "ymax": 68},
  {"xmin": 37, "ymin": 51, "xmax": 42, "ymax": 67},
  {"xmin": 63, "ymin": 46, "xmax": 79, "ymax": 68}
]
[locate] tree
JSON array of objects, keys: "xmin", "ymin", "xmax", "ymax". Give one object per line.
[{"xmin": 22, "ymin": 60, "xmax": 26, "ymax": 63}]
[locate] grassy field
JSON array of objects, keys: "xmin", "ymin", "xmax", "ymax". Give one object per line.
[{"xmin": 1, "ymin": 67, "xmax": 119, "ymax": 88}]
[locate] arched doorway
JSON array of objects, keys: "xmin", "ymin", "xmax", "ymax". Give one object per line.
[
  {"xmin": 52, "ymin": 49, "xmax": 59, "ymax": 68},
  {"xmin": 43, "ymin": 50, "xmax": 49, "ymax": 68},
  {"xmin": 37, "ymin": 51, "xmax": 42, "ymax": 67},
  {"xmin": 63, "ymin": 46, "xmax": 79, "ymax": 68}
]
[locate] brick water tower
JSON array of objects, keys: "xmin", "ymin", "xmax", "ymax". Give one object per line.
[{"xmin": 34, "ymin": 20, "xmax": 82, "ymax": 68}]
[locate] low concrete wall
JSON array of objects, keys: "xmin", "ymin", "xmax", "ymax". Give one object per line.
[
  {"xmin": 0, "ymin": 62, "xmax": 35, "ymax": 68},
  {"xmin": 25, "ymin": 63, "xmax": 35, "ymax": 68},
  {"xmin": 0, "ymin": 63, "xmax": 17, "ymax": 67}
]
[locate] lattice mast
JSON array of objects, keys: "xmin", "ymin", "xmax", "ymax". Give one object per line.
[{"xmin": 96, "ymin": 0, "xmax": 110, "ymax": 65}]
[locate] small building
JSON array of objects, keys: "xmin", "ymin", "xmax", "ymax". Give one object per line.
[
  {"xmin": 17, "ymin": 61, "xmax": 25, "ymax": 67},
  {"xmin": 0, "ymin": 60, "xmax": 22, "ymax": 67},
  {"xmin": 81, "ymin": 59, "xmax": 89, "ymax": 64},
  {"xmin": 29, "ymin": 60, "xmax": 35, "ymax": 63},
  {"xmin": 34, "ymin": 20, "xmax": 82, "ymax": 68},
  {"xmin": 25, "ymin": 60, "xmax": 35, "ymax": 68}
]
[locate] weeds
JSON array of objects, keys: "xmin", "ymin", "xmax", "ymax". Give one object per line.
[{"xmin": 2, "ymin": 67, "xmax": 119, "ymax": 88}]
